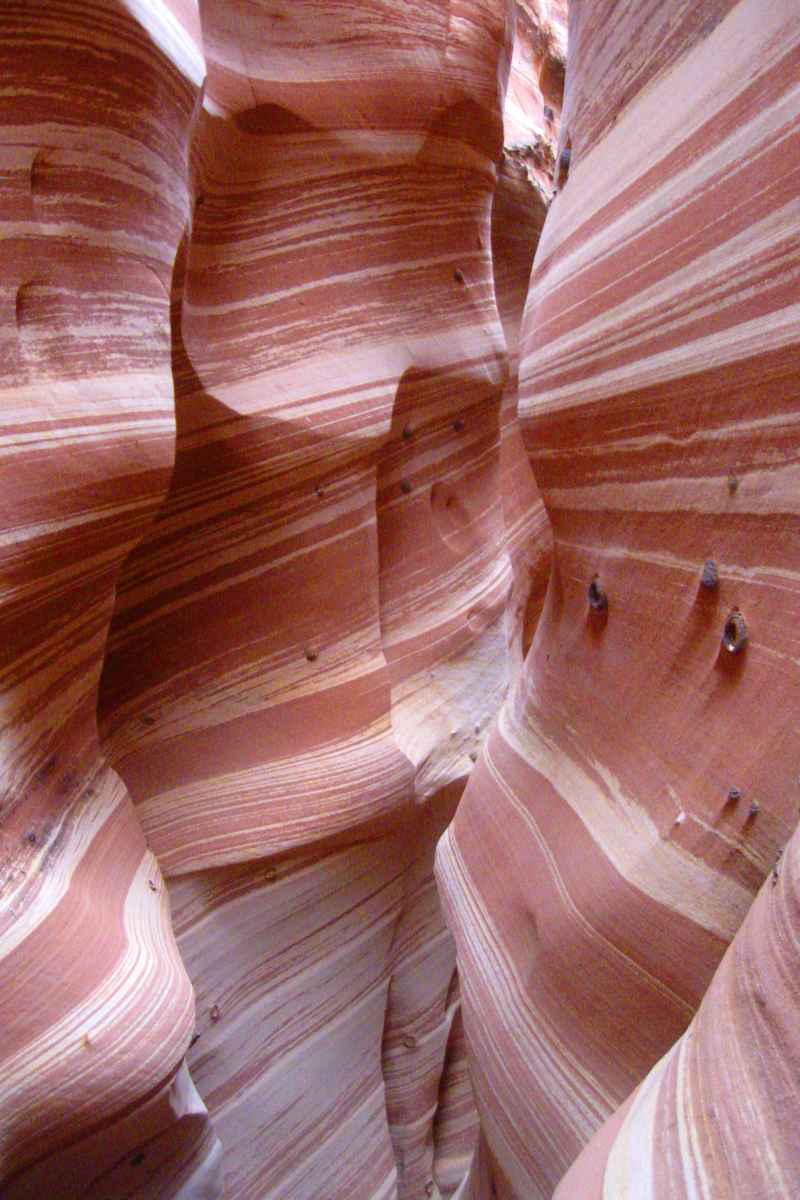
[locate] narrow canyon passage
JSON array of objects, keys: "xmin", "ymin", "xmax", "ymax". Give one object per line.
[{"xmin": 1, "ymin": 2, "xmax": 799, "ymax": 1200}]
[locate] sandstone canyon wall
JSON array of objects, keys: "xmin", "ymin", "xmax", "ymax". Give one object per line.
[
  {"xmin": 0, "ymin": 1, "xmax": 558, "ymax": 1197},
  {"xmin": 2, "ymin": 1, "xmax": 799, "ymax": 1199},
  {"xmin": 0, "ymin": 5, "xmax": 222, "ymax": 1198},
  {"xmin": 437, "ymin": 0, "xmax": 800, "ymax": 1196}
]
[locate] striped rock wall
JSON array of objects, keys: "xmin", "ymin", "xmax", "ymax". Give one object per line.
[
  {"xmin": 437, "ymin": 0, "xmax": 800, "ymax": 1196},
  {"xmin": 98, "ymin": 0, "xmax": 508, "ymax": 1190},
  {"xmin": 0, "ymin": 3, "xmax": 223, "ymax": 1197},
  {"xmin": 0, "ymin": 3, "xmax": 552, "ymax": 1200},
  {"xmin": 556, "ymin": 819, "xmax": 800, "ymax": 1199}
]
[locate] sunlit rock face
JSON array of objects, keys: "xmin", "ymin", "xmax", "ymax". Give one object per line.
[{"xmin": 437, "ymin": 0, "xmax": 800, "ymax": 1197}]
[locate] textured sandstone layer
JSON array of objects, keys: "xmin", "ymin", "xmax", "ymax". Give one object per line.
[
  {"xmin": 437, "ymin": 0, "xmax": 800, "ymax": 1196},
  {"xmin": 98, "ymin": 3, "xmax": 532, "ymax": 1195},
  {"xmin": 0, "ymin": 1, "xmax": 556, "ymax": 1198},
  {"xmin": 4, "ymin": 0, "xmax": 798, "ymax": 1198},
  {"xmin": 0, "ymin": 4, "xmax": 221, "ymax": 1197}
]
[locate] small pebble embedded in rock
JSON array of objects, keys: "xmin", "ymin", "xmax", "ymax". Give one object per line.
[
  {"xmin": 701, "ymin": 559, "xmax": 718, "ymax": 589},
  {"xmin": 722, "ymin": 609, "xmax": 748, "ymax": 653},
  {"xmin": 588, "ymin": 576, "xmax": 608, "ymax": 612}
]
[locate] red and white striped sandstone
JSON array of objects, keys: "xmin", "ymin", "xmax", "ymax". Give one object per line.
[
  {"xmin": 437, "ymin": 0, "xmax": 800, "ymax": 1196},
  {"xmin": 0, "ymin": 3, "xmax": 551, "ymax": 1199},
  {"xmin": 0, "ymin": 2, "xmax": 221, "ymax": 1197},
  {"xmin": 5, "ymin": 0, "xmax": 797, "ymax": 1198},
  {"xmin": 556, "ymin": 820, "xmax": 800, "ymax": 1199}
]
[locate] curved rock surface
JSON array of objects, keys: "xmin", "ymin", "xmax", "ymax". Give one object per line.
[
  {"xmin": 556, "ymin": 819, "xmax": 800, "ymax": 1199},
  {"xmin": 437, "ymin": 0, "xmax": 800, "ymax": 1196},
  {"xmin": 3, "ymin": 0, "xmax": 799, "ymax": 1197},
  {"xmin": 1, "ymin": 1, "xmax": 554, "ymax": 1198},
  {"xmin": 0, "ymin": 4, "xmax": 220, "ymax": 1196},
  {"xmin": 98, "ymin": 2, "xmax": 536, "ymax": 1195}
]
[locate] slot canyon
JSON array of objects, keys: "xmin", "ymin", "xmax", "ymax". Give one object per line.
[{"xmin": 0, "ymin": 1, "xmax": 798, "ymax": 1198}]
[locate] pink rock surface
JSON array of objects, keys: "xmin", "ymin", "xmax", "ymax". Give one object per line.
[
  {"xmin": 96, "ymin": 2, "xmax": 540, "ymax": 1194},
  {"xmin": 4, "ymin": 0, "xmax": 798, "ymax": 1197},
  {"xmin": 0, "ymin": 3, "xmax": 220, "ymax": 1196},
  {"xmin": 437, "ymin": 0, "xmax": 800, "ymax": 1196},
  {"xmin": 556, "ymin": 822, "xmax": 800, "ymax": 1199},
  {"xmin": 1, "ymin": 2, "xmax": 552, "ymax": 1197}
]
